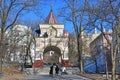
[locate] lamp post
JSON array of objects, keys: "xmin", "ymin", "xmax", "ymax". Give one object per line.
[
  {"xmin": 104, "ymin": 47, "xmax": 109, "ymax": 80},
  {"xmin": 118, "ymin": 32, "xmax": 120, "ymax": 78},
  {"xmin": 100, "ymin": 45, "xmax": 109, "ymax": 80},
  {"xmin": 118, "ymin": 32, "xmax": 120, "ymax": 54}
]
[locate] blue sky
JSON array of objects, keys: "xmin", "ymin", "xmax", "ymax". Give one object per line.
[
  {"xmin": 21, "ymin": 0, "xmax": 101, "ymax": 33},
  {"xmin": 22, "ymin": 0, "xmax": 74, "ymax": 33}
]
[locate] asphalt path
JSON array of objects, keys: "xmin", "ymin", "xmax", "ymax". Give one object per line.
[{"xmin": 22, "ymin": 74, "xmax": 93, "ymax": 80}]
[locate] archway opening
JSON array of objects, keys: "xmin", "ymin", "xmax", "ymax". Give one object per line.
[{"xmin": 43, "ymin": 46, "xmax": 61, "ymax": 64}]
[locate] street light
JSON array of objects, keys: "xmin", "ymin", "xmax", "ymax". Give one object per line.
[
  {"xmin": 100, "ymin": 45, "xmax": 109, "ymax": 79},
  {"xmin": 104, "ymin": 47, "xmax": 109, "ymax": 80}
]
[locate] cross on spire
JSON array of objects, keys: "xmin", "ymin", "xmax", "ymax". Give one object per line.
[{"xmin": 50, "ymin": 4, "xmax": 53, "ymax": 11}]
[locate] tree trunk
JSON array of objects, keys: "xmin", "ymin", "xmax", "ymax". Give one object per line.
[
  {"xmin": 0, "ymin": 28, "xmax": 5, "ymax": 72},
  {"xmin": 0, "ymin": 57, "xmax": 2, "ymax": 72},
  {"xmin": 111, "ymin": 44, "xmax": 117, "ymax": 80},
  {"xmin": 77, "ymin": 34, "xmax": 83, "ymax": 72},
  {"xmin": 80, "ymin": 37, "xmax": 83, "ymax": 72},
  {"xmin": 94, "ymin": 59, "xmax": 98, "ymax": 73},
  {"xmin": 112, "ymin": 57, "xmax": 116, "ymax": 80}
]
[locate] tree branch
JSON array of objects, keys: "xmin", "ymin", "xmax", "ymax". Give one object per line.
[{"xmin": 5, "ymin": 6, "xmax": 26, "ymax": 30}]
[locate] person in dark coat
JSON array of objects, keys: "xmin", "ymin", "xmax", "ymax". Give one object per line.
[
  {"xmin": 55, "ymin": 64, "xmax": 59, "ymax": 75},
  {"xmin": 49, "ymin": 65, "xmax": 53, "ymax": 77}
]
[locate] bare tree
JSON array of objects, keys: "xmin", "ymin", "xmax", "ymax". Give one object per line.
[
  {"xmin": 5, "ymin": 25, "xmax": 35, "ymax": 70},
  {"xmin": 0, "ymin": 0, "xmax": 41, "ymax": 72},
  {"xmin": 87, "ymin": 0, "xmax": 120, "ymax": 79},
  {"xmin": 59, "ymin": 0, "xmax": 91, "ymax": 72}
]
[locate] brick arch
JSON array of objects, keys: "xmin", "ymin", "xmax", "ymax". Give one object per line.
[
  {"xmin": 43, "ymin": 46, "xmax": 61, "ymax": 55},
  {"xmin": 41, "ymin": 44, "xmax": 63, "ymax": 53}
]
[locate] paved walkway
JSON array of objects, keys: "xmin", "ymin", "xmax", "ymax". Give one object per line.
[{"xmin": 22, "ymin": 74, "xmax": 93, "ymax": 80}]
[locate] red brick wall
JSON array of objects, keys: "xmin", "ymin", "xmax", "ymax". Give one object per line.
[
  {"xmin": 61, "ymin": 60, "xmax": 71, "ymax": 67},
  {"xmin": 32, "ymin": 60, "xmax": 44, "ymax": 68}
]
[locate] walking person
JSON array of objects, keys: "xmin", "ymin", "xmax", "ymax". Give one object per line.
[
  {"xmin": 49, "ymin": 63, "xmax": 56, "ymax": 77},
  {"xmin": 55, "ymin": 64, "xmax": 59, "ymax": 75},
  {"xmin": 49, "ymin": 65, "xmax": 53, "ymax": 77},
  {"xmin": 52, "ymin": 63, "xmax": 57, "ymax": 76},
  {"xmin": 60, "ymin": 66, "xmax": 67, "ymax": 75}
]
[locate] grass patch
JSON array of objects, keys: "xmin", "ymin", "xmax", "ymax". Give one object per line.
[{"xmin": 1, "ymin": 66, "xmax": 26, "ymax": 80}]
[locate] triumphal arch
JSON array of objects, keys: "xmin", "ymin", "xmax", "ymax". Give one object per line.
[{"xmin": 33, "ymin": 9, "xmax": 70, "ymax": 67}]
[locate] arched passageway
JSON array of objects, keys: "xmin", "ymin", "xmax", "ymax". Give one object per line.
[{"xmin": 43, "ymin": 46, "xmax": 61, "ymax": 64}]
